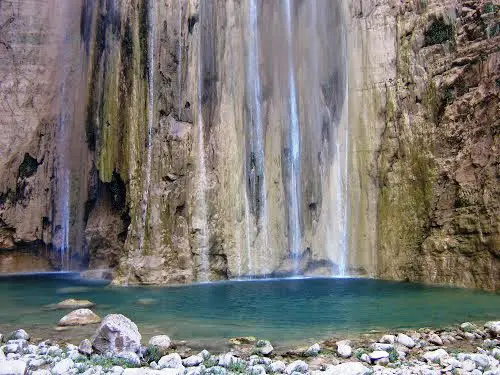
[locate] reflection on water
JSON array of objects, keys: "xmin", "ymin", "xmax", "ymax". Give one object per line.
[{"xmin": 0, "ymin": 274, "xmax": 498, "ymax": 350}]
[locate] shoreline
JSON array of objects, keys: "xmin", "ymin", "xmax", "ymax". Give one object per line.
[{"xmin": 0, "ymin": 317, "xmax": 498, "ymax": 374}]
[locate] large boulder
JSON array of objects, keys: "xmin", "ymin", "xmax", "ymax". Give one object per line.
[
  {"xmin": 91, "ymin": 314, "xmax": 142, "ymax": 354},
  {"xmin": 6, "ymin": 329, "xmax": 29, "ymax": 341},
  {"xmin": 148, "ymin": 335, "xmax": 172, "ymax": 352},
  {"xmin": 58, "ymin": 309, "xmax": 101, "ymax": 326},
  {"xmin": 485, "ymin": 321, "xmax": 500, "ymax": 337}
]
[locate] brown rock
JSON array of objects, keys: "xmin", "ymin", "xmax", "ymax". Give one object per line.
[{"xmin": 58, "ymin": 309, "xmax": 101, "ymax": 326}]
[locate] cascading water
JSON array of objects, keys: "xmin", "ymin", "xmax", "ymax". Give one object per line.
[
  {"xmin": 283, "ymin": 0, "xmax": 302, "ymax": 275},
  {"xmin": 243, "ymin": 0, "xmax": 271, "ymax": 277},
  {"xmin": 138, "ymin": 0, "xmax": 156, "ymax": 254},
  {"xmin": 177, "ymin": 0, "xmax": 183, "ymax": 119},
  {"xmin": 195, "ymin": 1, "xmax": 211, "ymax": 282}
]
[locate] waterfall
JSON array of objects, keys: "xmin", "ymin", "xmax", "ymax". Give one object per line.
[
  {"xmin": 283, "ymin": 0, "xmax": 302, "ymax": 275},
  {"xmin": 138, "ymin": 0, "xmax": 156, "ymax": 254},
  {"xmin": 195, "ymin": 1, "xmax": 211, "ymax": 282},
  {"xmin": 177, "ymin": 0, "xmax": 183, "ymax": 118},
  {"xmin": 244, "ymin": 0, "xmax": 270, "ymax": 277}
]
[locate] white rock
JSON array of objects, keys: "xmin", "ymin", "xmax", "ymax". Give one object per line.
[
  {"xmin": 304, "ymin": 343, "xmax": 320, "ymax": 357},
  {"xmin": 32, "ymin": 371, "xmax": 51, "ymax": 375},
  {"xmin": 52, "ymin": 358, "xmax": 75, "ymax": 375},
  {"xmin": 0, "ymin": 360, "xmax": 26, "ymax": 375},
  {"xmin": 248, "ymin": 365, "xmax": 266, "ymax": 375},
  {"xmin": 318, "ymin": 362, "xmax": 371, "ymax": 375},
  {"xmin": 369, "ymin": 350, "xmax": 389, "ymax": 361},
  {"xmin": 370, "ymin": 343, "xmax": 393, "ymax": 351},
  {"xmin": 427, "ymin": 333, "xmax": 443, "ymax": 346},
  {"xmin": 248, "ymin": 356, "xmax": 271, "ymax": 366},
  {"xmin": 462, "ymin": 359, "xmax": 476, "ymax": 371},
  {"xmin": 79, "ymin": 339, "xmax": 93, "ymax": 355},
  {"xmin": 148, "ymin": 335, "xmax": 171, "ymax": 351},
  {"xmin": 471, "ymin": 353, "xmax": 490, "ymax": 369},
  {"xmin": 183, "ymin": 355, "xmax": 203, "ymax": 367},
  {"xmin": 254, "ymin": 340, "xmax": 273, "ymax": 356},
  {"xmin": 337, "ymin": 343, "xmax": 352, "ymax": 358},
  {"xmin": 158, "ymin": 353, "xmax": 183, "ymax": 369},
  {"xmin": 92, "ymin": 314, "xmax": 142, "ymax": 354},
  {"xmin": 6, "ymin": 329, "xmax": 29, "ymax": 341},
  {"xmin": 380, "ymin": 335, "xmax": 395, "ymax": 344},
  {"xmin": 485, "ymin": 321, "xmax": 500, "ymax": 336},
  {"xmin": 185, "ymin": 366, "xmax": 206, "ymax": 375},
  {"xmin": 0, "ymin": 349, "xmax": 4, "ymax": 361},
  {"xmin": 58, "ymin": 309, "xmax": 101, "ymax": 326},
  {"xmin": 360, "ymin": 353, "xmax": 371, "ymax": 364},
  {"xmin": 285, "ymin": 360, "xmax": 309, "ymax": 374},
  {"xmin": 117, "ymin": 351, "xmax": 141, "ymax": 366},
  {"xmin": 422, "ymin": 348, "xmax": 448, "ymax": 363},
  {"xmin": 396, "ymin": 333, "xmax": 416, "ymax": 348},
  {"xmin": 270, "ymin": 361, "xmax": 286, "ymax": 373}
]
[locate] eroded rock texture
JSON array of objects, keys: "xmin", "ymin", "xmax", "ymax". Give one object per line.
[{"xmin": 0, "ymin": 0, "xmax": 498, "ymax": 290}]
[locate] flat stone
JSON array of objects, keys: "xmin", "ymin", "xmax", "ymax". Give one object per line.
[
  {"xmin": 54, "ymin": 299, "xmax": 96, "ymax": 309},
  {"xmin": 369, "ymin": 350, "xmax": 389, "ymax": 361},
  {"xmin": 58, "ymin": 308, "xmax": 101, "ymax": 326},
  {"xmin": 380, "ymin": 335, "xmax": 395, "ymax": 344},
  {"xmin": 370, "ymin": 342, "xmax": 393, "ymax": 351}
]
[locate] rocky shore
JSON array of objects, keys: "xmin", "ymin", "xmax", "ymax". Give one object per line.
[{"xmin": 0, "ymin": 309, "xmax": 498, "ymax": 375}]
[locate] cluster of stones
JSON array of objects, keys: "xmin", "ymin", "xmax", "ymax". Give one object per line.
[{"xmin": 0, "ymin": 304, "xmax": 498, "ymax": 375}]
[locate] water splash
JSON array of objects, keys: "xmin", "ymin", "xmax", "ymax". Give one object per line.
[{"xmin": 283, "ymin": 0, "xmax": 302, "ymax": 275}]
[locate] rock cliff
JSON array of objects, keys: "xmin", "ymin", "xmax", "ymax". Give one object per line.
[{"xmin": 0, "ymin": 0, "xmax": 498, "ymax": 290}]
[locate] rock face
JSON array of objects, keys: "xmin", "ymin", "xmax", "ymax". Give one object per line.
[{"xmin": 0, "ymin": 0, "xmax": 498, "ymax": 290}]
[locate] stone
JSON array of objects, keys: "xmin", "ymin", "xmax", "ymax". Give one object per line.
[
  {"xmin": 336, "ymin": 343, "xmax": 352, "ymax": 358},
  {"xmin": 117, "ymin": 351, "xmax": 141, "ymax": 366},
  {"xmin": 285, "ymin": 360, "xmax": 309, "ymax": 374},
  {"xmin": 380, "ymin": 335, "xmax": 395, "ymax": 344},
  {"xmin": 370, "ymin": 343, "xmax": 393, "ymax": 351},
  {"xmin": 319, "ymin": 362, "xmax": 371, "ymax": 375},
  {"xmin": 427, "ymin": 333, "xmax": 443, "ymax": 345},
  {"xmin": 360, "ymin": 353, "xmax": 371, "ymax": 364},
  {"xmin": 58, "ymin": 309, "xmax": 101, "ymax": 326},
  {"xmin": 6, "ymin": 329, "xmax": 29, "ymax": 341},
  {"xmin": 376, "ymin": 357, "xmax": 389, "ymax": 366},
  {"xmin": 484, "ymin": 321, "xmax": 500, "ymax": 336},
  {"xmin": 183, "ymin": 355, "xmax": 203, "ymax": 367},
  {"xmin": 32, "ymin": 371, "xmax": 51, "ymax": 375},
  {"xmin": 229, "ymin": 336, "xmax": 256, "ymax": 345},
  {"xmin": 248, "ymin": 365, "xmax": 266, "ymax": 375},
  {"xmin": 422, "ymin": 349, "xmax": 449, "ymax": 363},
  {"xmin": 0, "ymin": 360, "xmax": 27, "ymax": 375},
  {"xmin": 52, "ymin": 358, "xmax": 75, "ymax": 375},
  {"xmin": 369, "ymin": 351, "xmax": 389, "ymax": 361},
  {"xmin": 461, "ymin": 322, "xmax": 477, "ymax": 332},
  {"xmin": 248, "ymin": 356, "xmax": 271, "ymax": 366},
  {"xmin": 253, "ymin": 340, "xmax": 273, "ymax": 356},
  {"xmin": 304, "ymin": 343, "xmax": 320, "ymax": 357},
  {"xmin": 396, "ymin": 333, "xmax": 416, "ymax": 348},
  {"xmin": 462, "ymin": 359, "xmax": 476, "ymax": 371},
  {"xmin": 0, "ymin": 349, "xmax": 4, "ymax": 361},
  {"xmin": 185, "ymin": 366, "xmax": 206, "ymax": 375},
  {"xmin": 80, "ymin": 269, "xmax": 113, "ymax": 281},
  {"xmin": 54, "ymin": 299, "xmax": 96, "ymax": 309},
  {"xmin": 148, "ymin": 335, "xmax": 171, "ymax": 352},
  {"xmin": 158, "ymin": 353, "xmax": 183, "ymax": 369},
  {"xmin": 471, "ymin": 353, "xmax": 490, "ymax": 369},
  {"xmin": 79, "ymin": 339, "xmax": 93, "ymax": 355},
  {"xmin": 270, "ymin": 361, "xmax": 286, "ymax": 373},
  {"xmin": 136, "ymin": 299, "xmax": 158, "ymax": 306},
  {"xmin": 92, "ymin": 314, "xmax": 142, "ymax": 354}
]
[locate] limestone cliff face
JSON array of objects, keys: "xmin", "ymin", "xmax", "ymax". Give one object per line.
[
  {"xmin": 375, "ymin": 0, "xmax": 499, "ymax": 290},
  {"xmin": 0, "ymin": 0, "xmax": 498, "ymax": 290}
]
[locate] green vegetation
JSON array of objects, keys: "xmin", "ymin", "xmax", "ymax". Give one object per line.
[
  {"xmin": 143, "ymin": 345, "xmax": 162, "ymax": 364},
  {"xmin": 228, "ymin": 359, "xmax": 247, "ymax": 373},
  {"xmin": 388, "ymin": 348, "xmax": 399, "ymax": 363},
  {"xmin": 203, "ymin": 356, "xmax": 218, "ymax": 368},
  {"xmin": 483, "ymin": 3, "xmax": 498, "ymax": 14},
  {"xmin": 424, "ymin": 19, "xmax": 453, "ymax": 46}
]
